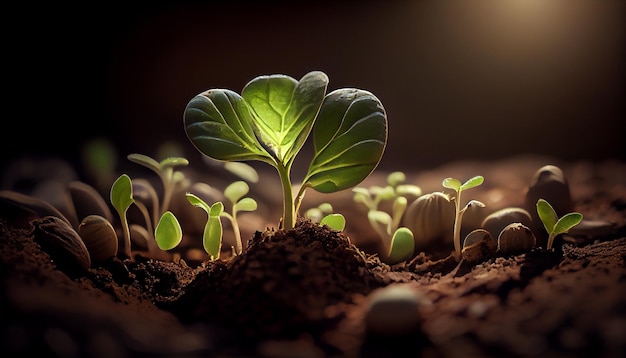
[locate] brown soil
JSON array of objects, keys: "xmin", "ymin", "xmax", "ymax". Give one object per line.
[{"xmin": 1, "ymin": 158, "xmax": 625, "ymax": 357}]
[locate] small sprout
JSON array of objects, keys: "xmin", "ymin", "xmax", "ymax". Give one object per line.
[
  {"xmin": 442, "ymin": 175, "xmax": 485, "ymax": 260},
  {"xmin": 127, "ymin": 153, "xmax": 189, "ymax": 222},
  {"xmin": 204, "ymin": 203, "xmax": 225, "ymax": 260},
  {"xmin": 154, "ymin": 211, "xmax": 183, "ymax": 251},
  {"xmin": 353, "ymin": 171, "xmax": 421, "ymax": 264},
  {"xmin": 536, "ymin": 198, "xmax": 583, "ymax": 250},
  {"xmin": 184, "ymin": 71, "xmax": 387, "ymax": 230},
  {"xmin": 305, "ymin": 202, "xmax": 346, "ymax": 231},
  {"xmin": 222, "ymin": 180, "xmax": 258, "ymax": 254},
  {"xmin": 497, "ymin": 222, "xmax": 536, "ymax": 255},
  {"xmin": 185, "ymin": 181, "xmax": 257, "ymax": 260},
  {"xmin": 110, "ymin": 174, "xmax": 134, "ymax": 260},
  {"xmin": 387, "ymin": 227, "xmax": 415, "ymax": 264}
]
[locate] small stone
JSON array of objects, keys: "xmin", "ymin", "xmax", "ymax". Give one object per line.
[
  {"xmin": 30, "ymin": 215, "xmax": 91, "ymax": 277},
  {"xmin": 364, "ymin": 284, "xmax": 427, "ymax": 336}
]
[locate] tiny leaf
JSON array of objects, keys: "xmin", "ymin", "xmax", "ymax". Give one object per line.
[
  {"xmin": 387, "ymin": 227, "xmax": 415, "ymax": 264},
  {"xmin": 224, "ymin": 181, "xmax": 249, "ymax": 204},
  {"xmin": 155, "ymin": 211, "xmax": 183, "ymax": 250},
  {"xmin": 110, "ymin": 174, "xmax": 134, "ymax": 215},
  {"xmin": 368, "ymin": 210, "xmax": 392, "ymax": 226},
  {"xmin": 203, "ymin": 215, "xmax": 223, "ymax": 260},
  {"xmin": 159, "ymin": 157, "xmax": 189, "ymax": 169},
  {"xmin": 460, "ymin": 176, "xmax": 484, "ymax": 191},
  {"xmin": 209, "ymin": 202, "xmax": 224, "ymax": 217},
  {"xmin": 536, "ymin": 199, "xmax": 558, "ymax": 233},
  {"xmin": 186, "ymin": 193, "xmax": 211, "ymax": 213},
  {"xmin": 234, "ymin": 197, "xmax": 257, "ymax": 212},
  {"xmin": 127, "ymin": 154, "xmax": 160, "ymax": 172},
  {"xmin": 375, "ymin": 186, "xmax": 396, "ymax": 202},
  {"xmin": 320, "ymin": 213, "xmax": 346, "ymax": 231},
  {"xmin": 396, "ymin": 184, "xmax": 422, "ymax": 197},
  {"xmin": 553, "ymin": 212, "xmax": 583, "ymax": 235},
  {"xmin": 442, "ymin": 178, "xmax": 461, "ymax": 191},
  {"xmin": 387, "ymin": 171, "xmax": 406, "ymax": 187},
  {"xmin": 318, "ymin": 203, "xmax": 334, "ymax": 214}
]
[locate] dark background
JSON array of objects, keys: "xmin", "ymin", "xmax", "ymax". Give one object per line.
[{"xmin": 3, "ymin": 0, "xmax": 624, "ymax": 180}]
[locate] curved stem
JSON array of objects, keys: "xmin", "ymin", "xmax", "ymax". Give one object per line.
[
  {"xmin": 227, "ymin": 209, "xmax": 243, "ymax": 255},
  {"xmin": 120, "ymin": 211, "xmax": 133, "ymax": 260}
]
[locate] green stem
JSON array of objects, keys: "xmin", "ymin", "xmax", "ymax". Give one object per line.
[
  {"xmin": 133, "ymin": 200, "xmax": 156, "ymax": 255},
  {"xmin": 226, "ymin": 210, "xmax": 243, "ymax": 255},
  {"xmin": 453, "ymin": 191, "xmax": 463, "ymax": 256},
  {"xmin": 293, "ymin": 183, "xmax": 310, "ymax": 223},
  {"xmin": 120, "ymin": 211, "xmax": 133, "ymax": 260},
  {"xmin": 159, "ymin": 169, "xmax": 173, "ymax": 216},
  {"xmin": 276, "ymin": 163, "xmax": 295, "ymax": 229},
  {"xmin": 547, "ymin": 233, "xmax": 556, "ymax": 250}
]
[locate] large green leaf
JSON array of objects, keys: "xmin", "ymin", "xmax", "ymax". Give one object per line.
[
  {"xmin": 241, "ymin": 71, "xmax": 329, "ymax": 165},
  {"xmin": 303, "ymin": 88, "xmax": 387, "ymax": 193},
  {"xmin": 184, "ymin": 89, "xmax": 273, "ymax": 164}
]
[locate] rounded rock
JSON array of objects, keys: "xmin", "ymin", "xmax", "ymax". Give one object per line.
[
  {"xmin": 31, "ymin": 215, "xmax": 91, "ymax": 276},
  {"xmin": 462, "ymin": 228, "xmax": 497, "ymax": 263},
  {"xmin": 497, "ymin": 222, "xmax": 536, "ymax": 255}
]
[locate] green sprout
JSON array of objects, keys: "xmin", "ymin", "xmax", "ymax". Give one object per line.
[
  {"xmin": 185, "ymin": 180, "xmax": 258, "ymax": 260},
  {"xmin": 183, "ymin": 71, "xmax": 387, "ymax": 230},
  {"xmin": 127, "ymin": 153, "xmax": 189, "ymax": 224},
  {"xmin": 304, "ymin": 202, "xmax": 346, "ymax": 231},
  {"xmin": 110, "ymin": 174, "xmax": 134, "ymax": 260},
  {"xmin": 536, "ymin": 198, "xmax": 583, "ymax": 250},
  {"xmin": 442, "ymin": 175, "xmax": 485, "ymax": 259},
  {"xmin": 154, "ymin": 211, "xmax": 183, "ymax": 251},
  {"xmin": 353, "ymin": 171, "xmax": 422, "ymax": 264}
]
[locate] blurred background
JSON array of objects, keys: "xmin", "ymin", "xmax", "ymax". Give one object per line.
[{"xmin": 2, "ymin": 0, "xmax": 624, "ymax": 179}]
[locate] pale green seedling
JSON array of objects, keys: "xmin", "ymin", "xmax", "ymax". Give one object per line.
[
  {"xmin": 110, "ymin": 174, "xmax": 134, "ymax": 260},
  {"xmin": 353, "ymin": 171, "xmax": 422, "ymax": 264},
  {"xmin": 442, "ymin": 175, "xmax": 485, "ymax": 258},
  {"xmin": 184, "ymin": 71, "xmax": 387, "ymax": 230},
  {"xmin": 154, "ymin": 211, "xmax": 183, "ymax": 251},
  {"xmin": 185, "ymin": 180, "xmax": 258, "ymax": 260},
  {"xmin": 536, "ymin": 198, "xmax": 583, "ymax": 250},
  {"xmin": 127, "ymin": 153, "xmax": 189, "ymax": 223}
]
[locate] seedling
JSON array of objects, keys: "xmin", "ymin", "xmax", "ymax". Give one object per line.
[
  {"xmin": 127, "ymin": 153, "xmax": 189, "ymax": 223},
  {"xmin": 110, "ymin": 174, "xmax": 134, "ymax": 260},
  {"xmin": 184, "ymin": 71, "xmax": 387, "ymax": 230},
  {"xmin": 353, "ymin": 171, "xmax": 422, "ymax": 264},
  {"xmin": 442, "ymin": 175, "xmax": 485, "ymax": 259},
  {"xmin": 154, "ymin": 211, "xmax": 183, "ymax": 251},
  {"xmin": 304, "ymin": 202, "xmax": 346, "ymax": 231},
  {"xmin": 536, "ymin": 198, "xmax": 583, "ymax": 250},
  {"xmin": 185, "ymin": 180, "xmax": 258, "ymax": 260}
]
